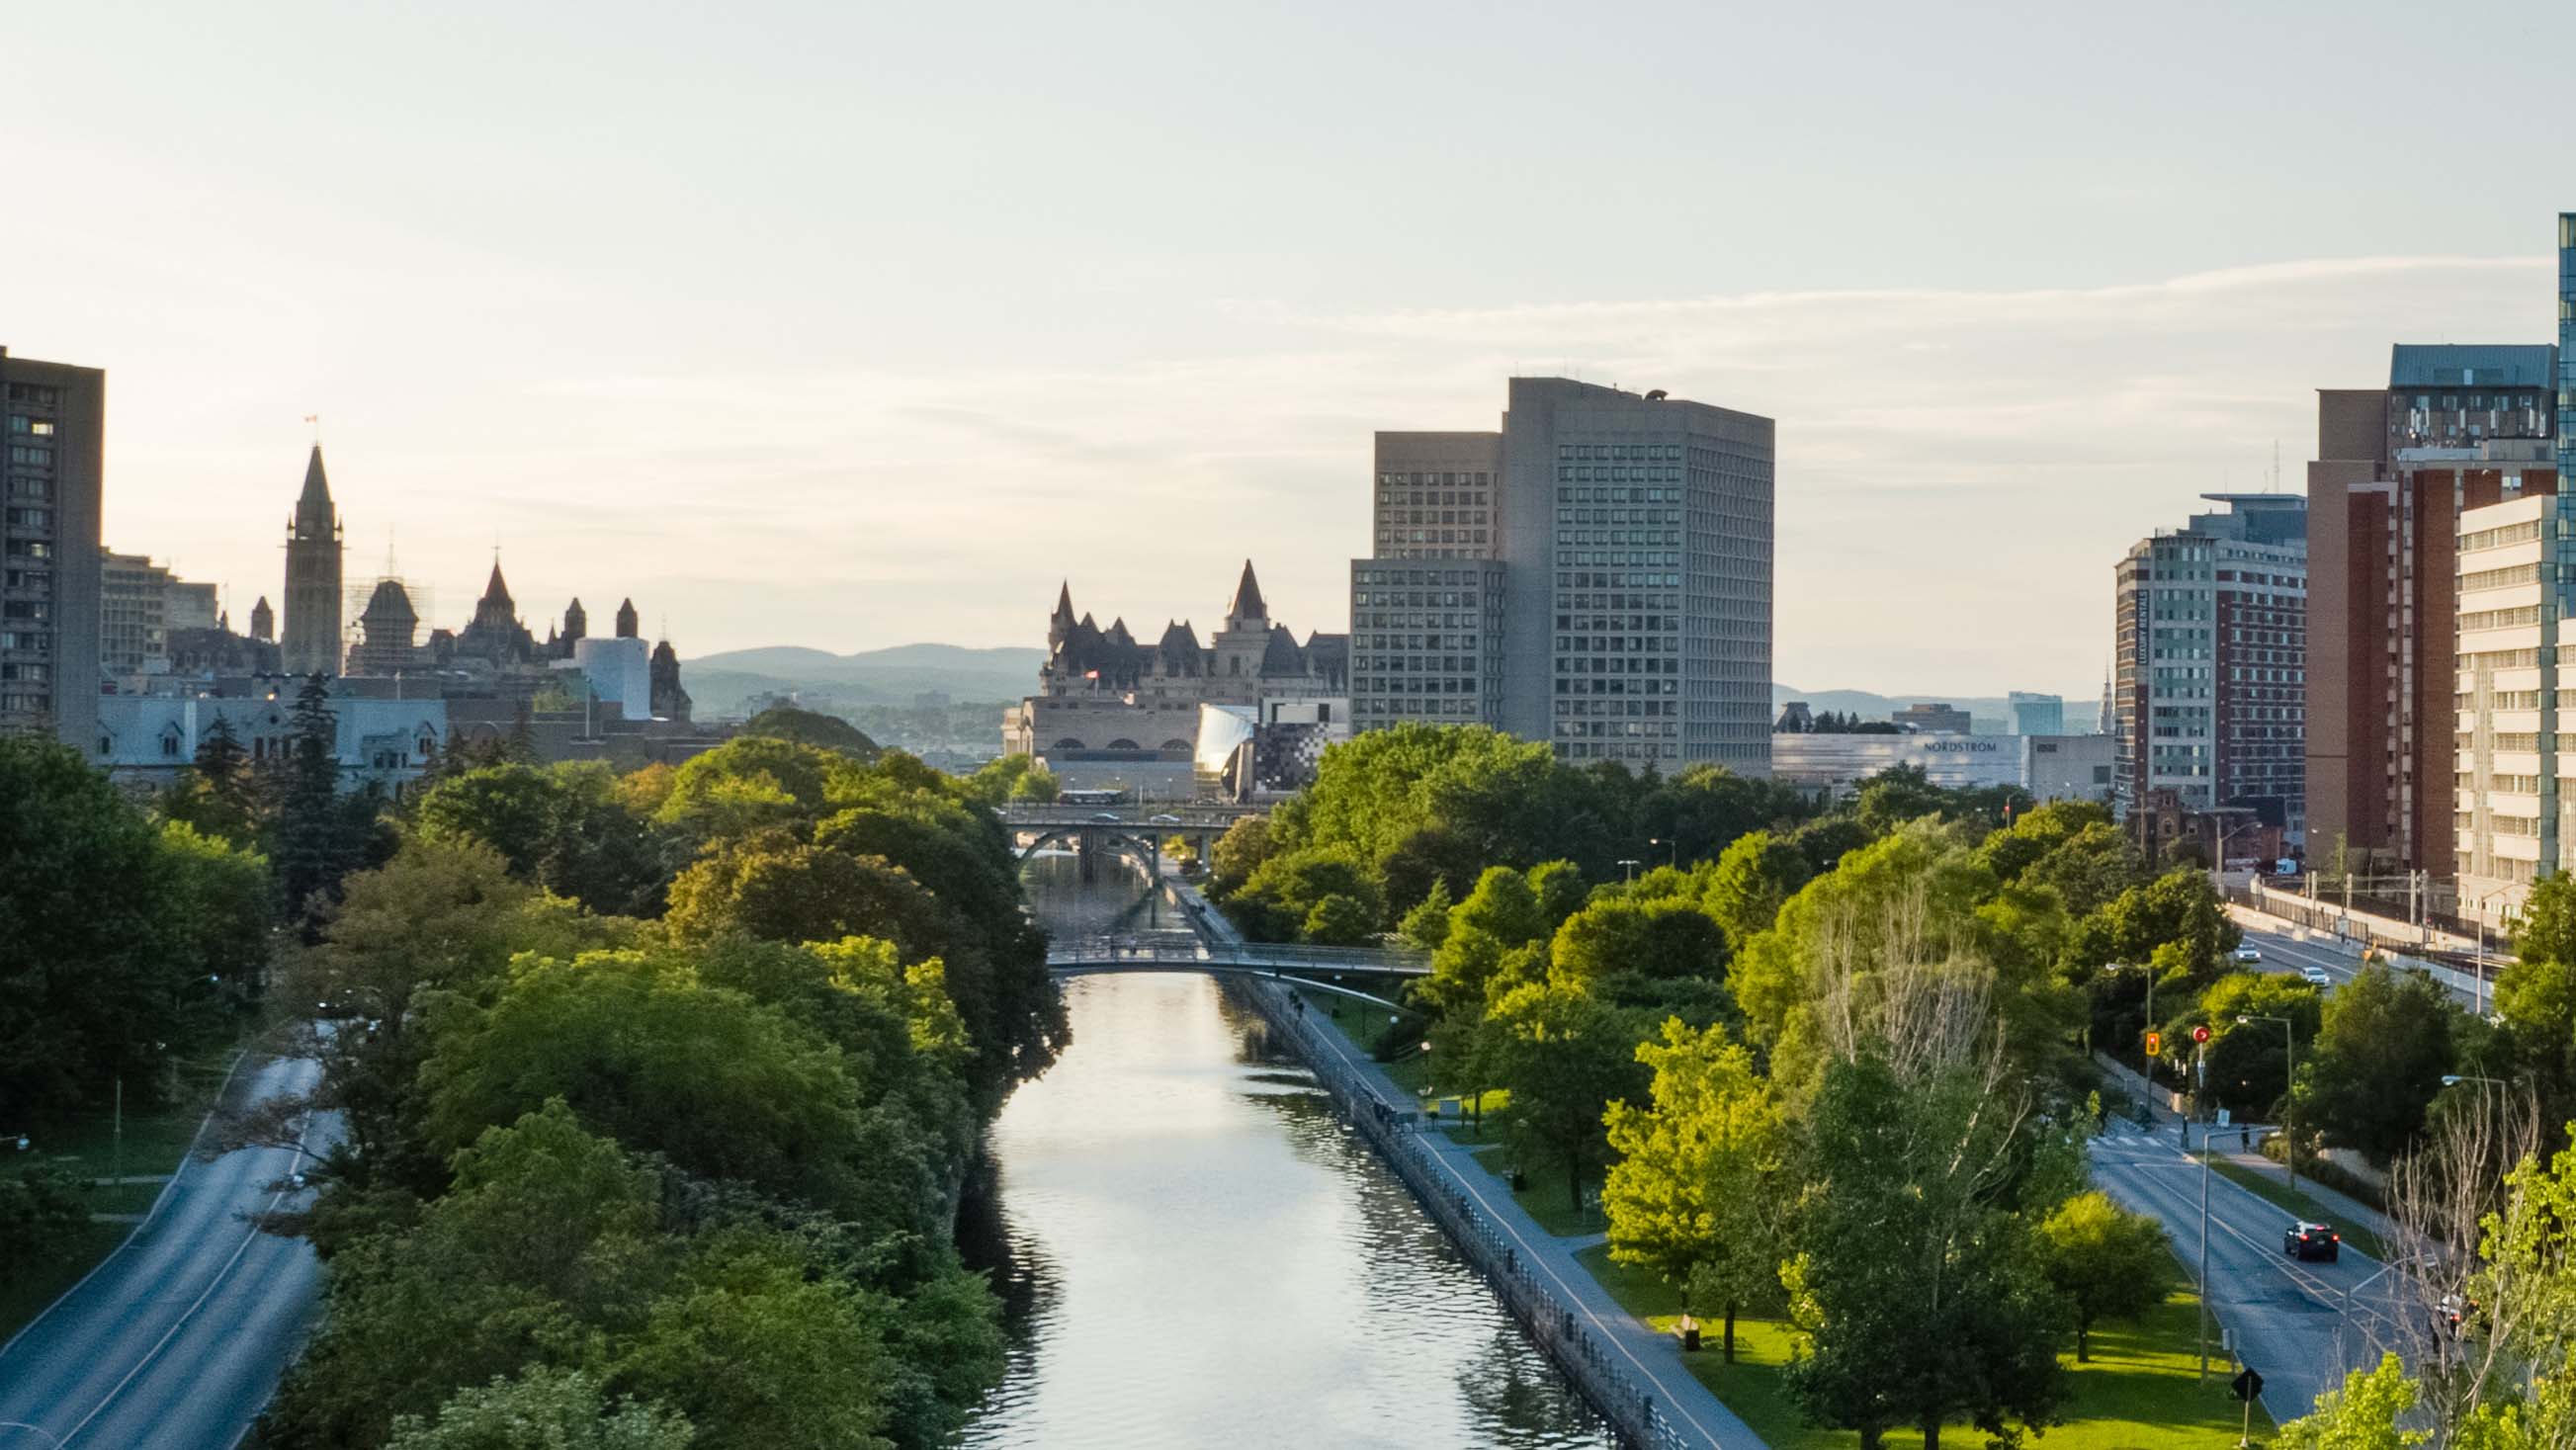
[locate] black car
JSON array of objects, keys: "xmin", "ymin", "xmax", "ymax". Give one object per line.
[{"xmin": 2284, "ymin": 1222, "xmax": 2340, "ymax": 1262}]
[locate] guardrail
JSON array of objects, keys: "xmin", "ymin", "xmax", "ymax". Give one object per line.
[
  {"xmin": 1044, "ymin": 935, "xmax": 1429, "ymax": 976},
  {"xmin": 1236, "ymin": 978, "xmax": 1705, "ymax": 1449}
]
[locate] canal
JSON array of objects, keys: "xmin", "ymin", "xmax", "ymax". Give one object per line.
[{"xmin": 957, "ymin": 853, "xmax": 1614, "ymax": 1449}]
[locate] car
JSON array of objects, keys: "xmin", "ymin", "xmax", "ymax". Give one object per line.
[
  {"xmin": 1148, "ymin": 813, "xmax": 1180, "ymax": 825},
  {"xmin": 2234, "ymin": 945, "xmax": 2263, "ymax": 963},
  {"xmin": 1089, "ymin": 812, "xmax": 1122, "ymax": 823},
  {"xmin": 2300, "ymin": 965, "xmax": 2333, "ymax": 987},
  {"xmin": 2284, "ymin": 1222, "xmax": 2341, "ymax": 1262}
]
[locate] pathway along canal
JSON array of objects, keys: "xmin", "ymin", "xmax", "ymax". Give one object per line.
[{"xmin": 957, "ymin": 853, "xmax": 1614, "ymax": 1449}]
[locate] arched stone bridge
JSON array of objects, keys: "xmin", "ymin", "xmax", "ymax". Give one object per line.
[{"xmin": 1045, "ymin": 935, "xmax": 1430, "ymax": 1008}]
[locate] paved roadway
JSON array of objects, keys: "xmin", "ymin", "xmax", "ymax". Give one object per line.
[
  {"xmin": 0, "ymin": 1054, "xmax": 332, "ymax": 1450},
  {"xmin": 2231, "ymin": 910, "xmax": 2494, "ymax": 1012},
  {"xmin": 2091, "ymin": 1116, "xmax": 2406, "ymax": 1424}
]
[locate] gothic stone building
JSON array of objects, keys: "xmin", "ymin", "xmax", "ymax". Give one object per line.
[{"xmin": 1002, "ymin": 560, "xmax": 1348, "ymax": 766}]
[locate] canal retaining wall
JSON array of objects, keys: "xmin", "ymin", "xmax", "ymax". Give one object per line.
[{"xmin": 1229, "ymin": 975, "xmax": 1730, "ymax": 1450}]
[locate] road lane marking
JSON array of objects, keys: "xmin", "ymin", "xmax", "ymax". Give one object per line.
[{"xmin": 53, "ymin": 1102, "xmax": 317, "ymax": 1449}]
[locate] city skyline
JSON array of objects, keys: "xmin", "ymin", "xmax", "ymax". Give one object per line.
[{"xmin": 8, "ymin": 4, "xmax": 2573, "ymax": 692}]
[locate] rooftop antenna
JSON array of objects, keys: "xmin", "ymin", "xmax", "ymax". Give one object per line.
[
  {"xmin": 2270, "ymin": 439, "xmax": 2281, "ymax": 493},
  {"xmin": 302, "ymin": 413, "xmax": 320, "ymax": 445}
]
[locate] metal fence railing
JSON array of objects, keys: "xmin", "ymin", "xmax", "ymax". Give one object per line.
[
  {"xmin": 1237, "ymin": 978, "xmax": 1726, "ymax": 1450},
  {"xmin": 1044, "ymin": 935, "xmax": 1430, "ymax": 976}
]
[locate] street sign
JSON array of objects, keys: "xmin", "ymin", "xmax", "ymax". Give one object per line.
[
  {"xmin": 2191, "ymin": 1024, "xmax": 2212, "ymax": 1044},
  {"xmin": 2144, "ymin": 1030, "xmax": 2164, "ymax": 1056},
  {"xmin": 2231, "ymin": 1367, "xmax": 2264, "ymax": 1403}
]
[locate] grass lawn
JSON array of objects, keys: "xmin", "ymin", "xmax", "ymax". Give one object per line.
[
  {"xmin": 1574, "ymin": 1245, "xmax": 2275, "ymax": 1450},
  {"xmin": 0, "ymin": 1040, "xmax": 250, "ymax": 1343},
  {"xmin": 1466, "ymin": 1144, "xmax": 1600, "ymax": 1237},
  {"xmin": 2202, "ymin": 1154, "xmax": 2391, "ymax": 1261}
]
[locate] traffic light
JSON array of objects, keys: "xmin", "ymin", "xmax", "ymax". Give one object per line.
[{"xmin": 2144, "ymin": 1030, "xmax": 2163, "ymax": 1057}]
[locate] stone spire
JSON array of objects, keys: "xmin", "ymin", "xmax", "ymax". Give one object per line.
[
  {"xmin": 563, "ymin": 597, "xmax": 587, "ymax": 640},
  {"xmin": 615, "ymin": 598, "xmax": 639, "ymax": 639},
  {"xmin": 480, "ymin": 560, "xmax": 513, "ymax": 609},
  {"xmin": 249, "ymin": 595, "xmax": 274, "ymax": 642},
  {"xmin": 282, "ymin": 446, "xmax": 344, "ymax": 675},
  {"xmin": 1225, "ymin": 559, "xmax": 1267, "ymax": 624}
]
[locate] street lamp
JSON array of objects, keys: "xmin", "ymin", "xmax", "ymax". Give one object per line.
[
  {"xmin": 1, "ymin": 1134, "xmax": 26, "ymax": 1152},
  {"xmin": 2468, "ymin": 886, "xmax": 2518, "ymax": 1018},
  {"xmin": 2237, "ymin": 1014, "xmax": 2296, "ymax": 1195},
  {"xmin": 1648, "ymin": 837, "xmax": 1677, "ymax": 869},
  {"xmin": 1616, "ymin": 858, "xmax": 1642, "ymax": 884}
]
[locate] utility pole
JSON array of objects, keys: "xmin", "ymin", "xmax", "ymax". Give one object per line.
[{"xmin": 2197, "ymin": 1043, "xmax": 2211, "ymax": 1383}]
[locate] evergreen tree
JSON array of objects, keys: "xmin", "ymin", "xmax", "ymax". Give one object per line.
[{"xmin": 268, "ymin": 673, "xmax": 367, "ymax": 929}]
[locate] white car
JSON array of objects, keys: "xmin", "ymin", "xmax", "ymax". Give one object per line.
[
  {"xmin": 2234, "ymin": 945, "xmax": 2263, "ymax": 963},
  {"xmin": 2300, "ymin": 965, "xmax": 2333, "ymax": 987}
]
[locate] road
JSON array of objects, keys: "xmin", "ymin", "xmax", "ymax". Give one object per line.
[
  {"xmin": 2091, "ymin": 1117, "xmax": 2405, "ymax": 1424},
  {"xmin": 2230, "ymin": 911, "xmax": 2495, "ymax": 1012},
  {"xmin": 0, "ymin": 1054, "xmax": 333, "ymax": 1450}
]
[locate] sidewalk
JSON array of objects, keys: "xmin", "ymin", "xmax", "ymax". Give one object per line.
[{"xmin": 1268, "ymin": 980, "xmax": 1765, "ymax": 1450}]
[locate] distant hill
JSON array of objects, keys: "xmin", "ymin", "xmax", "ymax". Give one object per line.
[{"xmin": 681, "ymin": 643, "xmax": 1044, "ymax": 719}]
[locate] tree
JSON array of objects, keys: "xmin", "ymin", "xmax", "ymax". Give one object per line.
[
  {"xmin": 1601, "ymin": 1020, "xmax": 1785, "ymax": 1361},
  {"xmin": 1784, "ymin": 1052, "xmax": 2068, "ymax": 1450},
  {"xmin": 1207, "ymin": 815, "xmax": 1273, "ymax": 895},
  {"xmin": 0, "ymin": 1163, "xmax": 92, "ymax": 1262},
  {"xmin": 1416, "ymin": 867, "xmax": 1547, "ymax": 1016},
  {"xmin": 2275, "ymin": 1354, "xmax": 2427, "ymax": 1450},
  {"xmin": 269, "ymin": 672, "xmax": 355, "ymax": 925},
  {"xmin": 166, "ymin": 714, "xmax": 261, "ymax": 844},
  {"xmin": 1703, "ymin": 829, "xmax": 1810, "ymax": 944},
  {"xmin": 2032, "ymin": 1191, "xmax": 2170, "ymax": 1361},
  {"xmin": 2295, "ymin": 963, "xmax": 2457, "ymax": 1161},
  {"xmin": 2066, "ymin": 869, "xmax": 2239, "ymax": 986},
  {"xmin": 1302, "ymin": 893, "xmax": 1376, "ymax": 946},
  {"xmin": 1006, "ymin": 766, "xmax": 1058, "ymax": 804},
  {"xmin": 0, "ymin": 735, "xmax": 233, "ymax": 1121},
  {"xmin": 741, "ymin": 705, "xmax": 880, "ymax": 757},
  {"xmin": 386, "ymin": 1366, "xmax": 694, "ymax": 1450},
  {"xmin": 1549, "ymin": 896, "xmax": 1729, "ymax": 987},
  {"xmin": 2193, "ymin": 972, "xmax": 2321, "ymax": 1119},
  {"xmin": 612, "ymin": 1236, "xmax": 897, "ymax": 1450},
  {"xmin": 1483, "ymin": 981, "xmax": 1652, "ymax": 1210},
  {"xmin": 1397, "ymin": 880, "xmax": 1454, "ymax": 953}
]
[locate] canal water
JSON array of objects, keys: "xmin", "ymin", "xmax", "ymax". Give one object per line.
[{"xmin": 957, "ymin": 854, "xmax": 1613, "ymax": 1449}]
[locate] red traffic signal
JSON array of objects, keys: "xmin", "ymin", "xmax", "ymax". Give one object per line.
[
  {"xmin": 2144, "ymin": 1030, "xmax": 2164, "ymax": 1056},
  {"xmin": 2191, "ymin": 1025, "xmax": 2211, "ymax": 1044}
]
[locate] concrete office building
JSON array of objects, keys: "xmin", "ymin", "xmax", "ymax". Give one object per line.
[
  {"xmin": 0, "ymin": 350, "xmax": 103, "ymax": 751},
  {"xmin": 99, "ymin": 549, "xmax": 174, "ymax": 676},
  {"xmin": 2113, "ymin": 494, "xmax": 2306, "ymax": 835},
  {"xmin": 2306, "ymin": 344, "xmax": 2557, "ymax": 880},
  {"xmin": 2009, "ymin": 691, "xmax": 2065, "ymax": 735},
  {"xmin": 1353, "ymin": 378, "xmax": 1774, "ymax": 772},
  {"xmin": 2023, "ymin": 732, "xmax": 2115, "ymax": 803}
]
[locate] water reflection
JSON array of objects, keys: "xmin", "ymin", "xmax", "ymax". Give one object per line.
[{"xmin": 958, "ymin": 858, "xmax": 1609, "ymax": 1449}]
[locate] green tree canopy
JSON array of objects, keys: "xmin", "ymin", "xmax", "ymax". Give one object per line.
[
  {"xmin": 2032, "ymin": 1191, "xmax": 2170, "ymax": 1361},
  {"xmin": 2294, "ymin": 963, "xmax": 2458, "ymax": 1161}
]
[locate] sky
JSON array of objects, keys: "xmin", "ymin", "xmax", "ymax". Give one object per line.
[{"xmin": 8, "ymin": 2, "xmax": 2574, "ymax": 698}]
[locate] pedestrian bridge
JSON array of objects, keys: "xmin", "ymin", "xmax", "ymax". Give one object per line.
[{"xmin": 1046, "ymin": 936, "xmax": 1429, "ymax": 1006}]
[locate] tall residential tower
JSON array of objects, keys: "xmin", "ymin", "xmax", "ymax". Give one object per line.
[
  {"xmin": 0, "ymin": 349, "xmax": 103, "ymax": 750},
  {"xmin": 2113, "ymin": 494, "xmax": 2307, "ymax": 832}
]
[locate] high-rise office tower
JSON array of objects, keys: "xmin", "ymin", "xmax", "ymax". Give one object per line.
[
  {"xmin": 99, "ymin": 549, "xmax": 174, "ymax": 675},
  {"xmin": 281, "ymin": 445, "xmax": 343, "ymax": 676},
  {"xmin": 2113, "ymin": 494, "xmax": 2307, "ymax": 829},
  {"xmin": 0, "ymin": 349, "xmax": 103, "ymax": 751},
  {"xmin": 2305, "ymin": 345, "xmax": 2556, "ymax": 876},
  {"xmin": 2008, "ymin": 692, "xmax": 2066, "ymax": 735},
  {"xmin": 1351, "ymin": 378, "xmax": 1773, "ymax": 771}
]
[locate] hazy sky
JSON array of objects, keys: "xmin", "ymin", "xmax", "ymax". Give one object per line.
[{"xmin": 9, "ymin": 2, "xmax": 2572, "ymax": 697}]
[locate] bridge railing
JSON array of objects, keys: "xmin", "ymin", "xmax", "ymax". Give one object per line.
[{"xmin": 1044, "ymin": 934, "xmax": 1428, "ymax": 975}]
